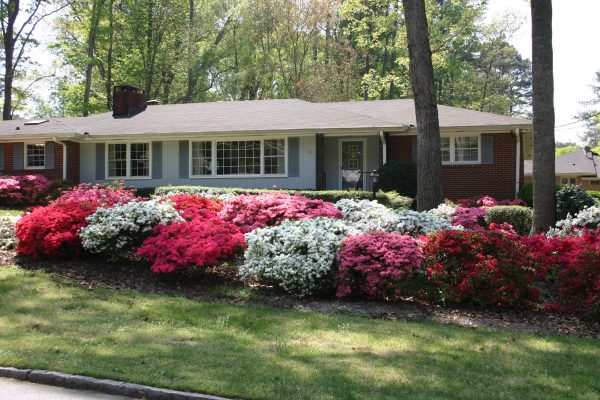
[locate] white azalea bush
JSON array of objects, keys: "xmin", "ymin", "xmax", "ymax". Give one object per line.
[
  {"xmin": 548, "ymin": 205, "xmax": 600, "ymax": 237},
  {"xmin": 0, "ymin": 216, "xmax": 18, "ymax": 250},
  {"xmin": 240, "ymin": 217, "xmax": 350, "ymax": 297},
  {"xmin": 428, "ymin": 202, "xmax": 457, "ymax": 219},
  {"xmin": 80, "ymin": 200, "xmax": 183, "ymax": 258},
  {"xmin": 397, "ymin": 209, "xmax": 459, "ymax": 234},
  {"xmin": 335, "ymin": 199, "xmax": 400, "ymax": 233}
]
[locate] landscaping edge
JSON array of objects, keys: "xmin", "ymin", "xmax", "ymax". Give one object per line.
[{"xmin": 0, "ymin": 367, "xmax": 234, "ymax": 400}]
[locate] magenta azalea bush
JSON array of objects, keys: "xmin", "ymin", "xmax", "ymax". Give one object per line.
[
  {"xmin": 451, "ymin": 207, "xmax": 487, "ymax": 231},
  {"xmin": 219, "ymin": 192, "xmax": 343, "ymax": 232},
  {"xmin": 0, "ymin": 175, "xmax": 51, "ymax": 205},
  {"xmin": 336, "ymin": 231, "xmax": 424, "ymax": 300},
  {"xmin": 54, "ymin": 182, "xmax": 139, "ymax": 207}
]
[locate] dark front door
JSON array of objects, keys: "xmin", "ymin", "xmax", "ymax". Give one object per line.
[{"xmin": 341, "ymin": 140, "xmax": 364, "ymax": 190}]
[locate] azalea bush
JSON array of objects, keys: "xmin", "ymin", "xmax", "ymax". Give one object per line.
[
  {"xmin": 0, "ymin": 175, "xmax": 51, "ymax": 206},
  {"xmin": 548, "ymin": 205, "xmax": 600, "ymax": 237},
  {"xmin": 220, "ymin": 192, "xmax": 342, "ymax": 233},
  {"xmin": 137, "ymin": 217, "xmax": 245, "ymax": 273},
  {"xmin": 240, "ymin": 218, "xmax": 350, "ymax": 297},
  {"xmin": 335, "ymin": 199, "xmax": 400, "ymax": 233},
  {"xmin": 457, "ymin": 195, "xmax": 526, "ymax": 208},
  {"xmin": 80, "ymin": 201, "xmax": 182, "ymax": 259},
  {"xmin": 0, "ymin": 217, "xmax": 18, "ymax": 250},
  {"xmin": 55, "ymin": 182, "xmax": 139, "ymax": 207},
  {"xmin": 16, "ymin": 202, "xmax": 98, "ymax": 259},
  {"xmin": 336, "ymin": 232, "xmax": 423, "ymax": 300},
  {"xmin": 450, "ymin": 207, "xmax": 487, "ymax": 231},
  {"xmin": 397, "ymin": 209, "xmax": 457, "ymax": 234},
  {"xmin": 164, "ymin": 194, "xmax": 223, "ymax": 221},
  {"xmin": 422, "ymin": 230, "xmax": 541, "ymax": 308}
]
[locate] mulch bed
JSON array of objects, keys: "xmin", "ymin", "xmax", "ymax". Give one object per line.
[{"xmin": 2, "ymin": 250, "xmax": 599, "ymax": 339}]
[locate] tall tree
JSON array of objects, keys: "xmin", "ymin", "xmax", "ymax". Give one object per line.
[
  {"xmin": 530, "ymin": 0, "xmax": 555, "ymax": 233},
  {"xmin": 402, "ymin": 0, "xmax": 442, "ymax": 211}
]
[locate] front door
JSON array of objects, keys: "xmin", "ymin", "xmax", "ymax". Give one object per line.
[{"xmin": 340, "ymin": 140, "xmax": 364, "ymax": 190}]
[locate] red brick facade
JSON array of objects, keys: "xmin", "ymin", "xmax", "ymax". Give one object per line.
[
  {"xmin": 1, "ymin": 141, "xmax": 80, "ymax": 183},
  {"xmin": 388, "ymin": 132, "xmax": 524, "ymax": 200}
]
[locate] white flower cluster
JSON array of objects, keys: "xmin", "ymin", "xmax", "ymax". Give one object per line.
[
  {"xmin": 0, "ymin": 216, "xmax": 18, "ymax": 250},
  {"xmin": 335, "ymin": 199, "xmax": 400, "ymax": 233},
  {"xmin": 428, "ymin": 202, "xmax": 457, "ymax": 219},
  {"xmin": 548, "ymin": 205, "xmax": 600, "ymax": 237},
  {"xmin": 240, "ymin": 217, "xmax": 350, "ymax": 297},
  {"xmin": 397, "ymin": 209, "xmax": 459, "ymax": 235},
  {"xmin": 80, "ymin": 200, "xmax": 182, "ymax": 257}
]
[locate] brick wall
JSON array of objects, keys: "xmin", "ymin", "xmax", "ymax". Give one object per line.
[
  {"xmin": 388, "ymin": 132, "xmax": 524, "ymax": 200},
  {"xmin": 1, "ymin": 141, "xmax": 80, "ymax": 183}
]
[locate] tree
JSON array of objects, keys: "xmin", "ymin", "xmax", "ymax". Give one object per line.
[
  {"xmin": 402, "ymin": 0, "xmax": 442, "ymax": 211},
  {"xmin": 530, "ymin": 0, "xmax": 555, "ymax": 233},
  {"xmin": 577, "ymin": 71, "xmax": 600, "ymax": 148}
]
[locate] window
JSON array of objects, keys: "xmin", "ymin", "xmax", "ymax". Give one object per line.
[
  {"xmin": 191, "ymin": 141, "xmax": 212, "ymax": 176},
  {"xmin": 561, "ymin": 177, "xmax": 577, "ymax": 186},
  {"xmin": 26, "ymin": 144, "xmax": 45, "ymax": 169},
  {"xmin": 190, "ymin": 138, "xmax": 287, "ymax": 177},
  {"xmin": 591, "ymin": 180, "xmax": 600, "ymax": 185},
  {"xmin": 107, "ymin": 142, "xmax": 150, "ymax": 178},
  {"xmin": 440, "ymin": 135, "xmax": 480, "ymax": 164}
]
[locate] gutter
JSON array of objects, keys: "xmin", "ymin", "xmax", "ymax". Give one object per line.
[
  {"xmin": 53, "ymin": 137, "xmax": 68, "ymax": 180},
  {"xmin": 515, "ymin": 128, "xmax": 521, "ymax": 198},
  {"xmin": 380, "ymin": 131, "xmax": 387, "ymax": 164}
]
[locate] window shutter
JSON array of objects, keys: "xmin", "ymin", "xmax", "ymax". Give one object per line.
[
  {"xmin": 481, "ymin": 135, "xmax": 493, "ymax": 164},
  {"xmin": 288, "ymin": 137, "xmax": 299, "ymax": 177},
  {"xmin": 45, "ymin": 142, "xmax": 55, "ymax": 170},
  {"xmin": 179, "ymin": 140, "xmax": 189, "ymax": 179},
  {"xmin": 13, "ymin": 143, "xmax": 24, "ymax": 170},
  {"xmin": 96, "ymin": 143, "xmax": 105, "ymax": 180},
  {"xmin": 0, "ymin": 144, "xmax": 4, "ymax": 170},
  {"xmin": 152, "ymin": 141, "xmax": 162, "ymax": 179},
  {"xmin": 411, "ymin": 136, "xmax": 417, "ymax": 161}
]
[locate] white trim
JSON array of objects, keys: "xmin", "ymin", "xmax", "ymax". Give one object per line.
[
  {"xmin": 188, "ymin": 136, "xmax": 289, "ymax": 179},
  {"xmin": 105, "ymin": 141, "xmax": 152, "ymax": 180},
  {"xmin": 379, "ymin": 131, "xmax": 387, "ymax": 164},
  {"xmin": 23, "ymin": 142, "xmax": 46, "ymax": 170},
  {"xmin": 515, "ymin": 129, "xmax": 521, "ymax": 198},
  {"xmin": 53, "ymin": 138, "xmax": 68, "ymax": 180},
  {"xmin": 440, "ymin": 133, "xmax": 482, "ymax": 165},
  {"xmin": 339, "ymin": 138, "xmax": 367, "ymax": 190}
]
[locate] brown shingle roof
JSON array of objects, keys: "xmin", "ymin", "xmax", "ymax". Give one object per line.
[{"xmin": 524, "ymin": 149, "xmax": 600, "ymax": 177}]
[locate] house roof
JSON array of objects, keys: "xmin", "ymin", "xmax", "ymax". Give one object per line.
[
  {"xmin": 0, "ymin": 98, "xmax": 531, "ymax": 140},
  {"xmin": 524, "ymin": 149, "xmax": 600, "ymax": 177}
]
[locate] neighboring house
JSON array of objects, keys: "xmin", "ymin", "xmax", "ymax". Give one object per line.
[
  {"xmin": 0, "ymin": 86, "xmax": 531, "ymax": 200},
  {"xmin": 524, "ymin": 148, "xmax": 600, "ymax": 190}
]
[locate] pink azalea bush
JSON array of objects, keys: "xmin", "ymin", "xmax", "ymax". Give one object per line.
[
  {"xmin": 0, "ymin": 175, "xmax": 51, "ymax": 205},
  {"xmin": 54, "ymin": 182, "xmax": 139, "ymax": 207},
  {"xmin": 457, "ymin": 195, "xmax": 527, "ymax": 208},
  {"xmin": 336, "ymin": 231, "xmax": 424, "ymax": 300},
  {"xmin": 219, "ymin": 192, "xmax": 343, "ymax": 232},
  {"xmin": 451, "ymin": 207, "xmax": 487, "ymax": 231},
  {"xmin": 137, "ymin": 216, "xmax": 245, "ymax": 273}
]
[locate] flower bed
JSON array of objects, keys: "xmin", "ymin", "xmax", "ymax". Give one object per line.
[{"xmin": 0, "ymin": 175, "xmax": 51, "ymax": 206}]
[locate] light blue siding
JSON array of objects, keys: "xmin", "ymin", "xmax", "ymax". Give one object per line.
[
  {"xmin": 323, "ymin": 135, "xmax": 380, "ymax": 190},
  {"xmin": 80, "ymin": 136, "xmax": 317, "ymax": 189}
]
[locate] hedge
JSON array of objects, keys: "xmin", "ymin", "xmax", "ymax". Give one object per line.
[
  {"xmin": 154, "ymin": 186, "xmax": 413, "ymax": 209},
  {"xmin": 587, "ymin": 191, "xmax": 600, "ymax": 203},
  {"xmin": 485, "ymin": 205, "xmax": 533, "ymax": 235}
]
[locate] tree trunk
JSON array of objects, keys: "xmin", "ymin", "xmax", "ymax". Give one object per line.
[
  {"xmin": 106, "ymin": 0, "xmax": 114, "ymax": 110},
  {"xmin": 531, "ymin": 0, "xmax": 556, "ymax": 233},
  {"xmin": 83, "ymin": 0, "xmax": 105, "ymax": 116},
  {"xmin": 402, "ymin": 0, "xmax": 443, "ymax": 211},
  {"xmin": 2, "ymin": 0, "xmax": 18, "ymax": 120}
]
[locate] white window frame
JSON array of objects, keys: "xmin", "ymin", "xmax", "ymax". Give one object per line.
[
  {"xmin": 24, "ymin": 143, "xmax": 46, "ymax": 170},
  {"xmin": 189, "ymin": 137, "xmax": 288, "ymax": 179},
  {"xmin": 441, "ymin": 133, "xmax": 482, "ymax": 165},
  {"xmin": 105, "ymin": 141, "xmax": 152, "ymax": 180}
]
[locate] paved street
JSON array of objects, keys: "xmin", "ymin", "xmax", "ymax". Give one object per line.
[{"xmin": 0, "ymin": 378, "xmax": 134, "ymax": 400}]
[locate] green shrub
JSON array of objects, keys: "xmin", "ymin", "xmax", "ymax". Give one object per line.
[
  {"xmin": 587, "ymin": 191, "xmax": 600, "ymax": 203},
  {"xmin": 154, "ymin": 186, "xmax": 413, "ymax": 209},
  {"xmin": 133, "ymin": 187, "xmax": 156, "ymax": 198},
  {"xmin": 377, "ymin": 160, "xmax": 417, "ymax": 198},
  {"xmin": 485, "ymin": 205, "xmax": 533, "ymax": 235},
  {"xmin": 556, "ymin": 185, "xmax": 596, "ymax": 220}
]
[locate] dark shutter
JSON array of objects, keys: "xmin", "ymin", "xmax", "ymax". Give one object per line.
[
  {"xmin": 152, "ymin": 141, "xmax": 162, "ymax": 179},
  {"xmin": 44, "ymin": 141, "xmax": 55, "ymax": 170},
  {"xmin": 96, "ymin": 143, "xmax": 105, "ymax": 180},
  {"xmin": 13, "ymin": 143, "xmax": 24, "ymax": 170},
  {"xmin": 288, "ymin": 137, "xmax": 299, "ymax": 177},
  {"xmin": 0, "ymin": 144, "xmax": 4, "ymax": 170},
  {"xmin": 481, "ymin": 134, "xmax": 494, "ymax": 165},
  {"xmin": 179, "ymin": 140, "xmax": 189, "ymax": 179},
  {"xmin": 411, "ymin": 136, "xmax": 417, "ymax": 161}
]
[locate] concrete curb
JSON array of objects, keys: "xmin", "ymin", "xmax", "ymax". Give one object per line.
[{"xmin": 0, "ymin": 367, "xmax": 234, "ymax": 400}]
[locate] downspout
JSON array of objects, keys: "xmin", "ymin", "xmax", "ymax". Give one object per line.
[
  {"xmin": 379, "ymin": 131, "xmax": 387, "ymax": 165},
  {"xmin": 53, "ymin": 137, "xmax": 68, "ymax": 180},
  {"xmin": 515, "ymin": 128, "xmax": 521, "ymax": 198}
]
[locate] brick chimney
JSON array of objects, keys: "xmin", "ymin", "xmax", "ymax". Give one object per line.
[{"xmin": 112, "ymin": 85, "xmax": 147, "ymax": 117}]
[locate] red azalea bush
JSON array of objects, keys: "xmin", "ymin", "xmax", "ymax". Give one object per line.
[
  {"xmin": 421, "ymin": 230, "xmax": 541, "ymax": 308},
  {"xmin": 457, "ymin": 195, "xmax": 527, "ymax": 208},
  {"xmin": 165, "ymin": 194, "xmax": 223, "ymax": 221},
  {"xmin": 55, "ymin": 182, "xmax": 139, "ymax": 207},
  {"xmin": 451, "ymin": 207, "xmax": 487, "ymax": 231},
  {"xmin": 15, "ymin": 202, "xmax": 98, "ymax": 259},
  {"xmin": 0, "ymin": 175, "xmax": 51, "ymax": 205},
  {"xmin": 219, "ymin": 192, "xmax": 343, "ymax": 232},
  {"xmin": 523, "ymin": 230, "xmax": 600, "ymax": 318},
  {"xmin": 336, "ymin": 231, "xmax": 424, "ymax": 300},
  {"xmin": 137, "ymin": 217, "xmax": 245, "ymax": 273}
]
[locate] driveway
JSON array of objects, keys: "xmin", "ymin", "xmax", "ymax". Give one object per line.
[{"xmin": 0, "ymin": 377, "xmax": 134, "ymax": 399}]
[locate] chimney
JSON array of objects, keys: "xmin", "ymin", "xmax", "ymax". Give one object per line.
[{"xmin": 112, "ymin": 85, "xmax": 147, "ymax": 117}]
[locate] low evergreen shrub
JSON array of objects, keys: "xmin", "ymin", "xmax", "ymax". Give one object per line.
[{"xmin": 485, "ymin": 205, "xmax": 533, "ymax": 235}]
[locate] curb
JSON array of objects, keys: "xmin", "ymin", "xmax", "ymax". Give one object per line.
[{"xmin": 0, "ymin": 367, "xmax": 234, "ymax": 400}]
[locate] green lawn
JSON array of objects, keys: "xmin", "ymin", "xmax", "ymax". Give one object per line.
[
  {"xmin": 0, "ymin": 209, "xmax": 22, "ymax": 217},
  {"xmin": 0, "ymin": 266, "xmax": 598, "ymax": 400}
]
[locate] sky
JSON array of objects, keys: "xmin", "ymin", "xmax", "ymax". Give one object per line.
[
  {"xmin": 23, "ymin": 0, "xmax": 600, "ymax": 144},
  {"xmin": 487, "ymin": 0, "xmax": 600, "ymax": 144}
]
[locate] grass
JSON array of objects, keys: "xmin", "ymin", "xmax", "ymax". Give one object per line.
[
  {"xmin": 0, "ymin": 209, "xmax": 23, "ymax": 217},
  {"xmin": 0, "ymin": 266, "xmax": 599, "ymax": 400}
]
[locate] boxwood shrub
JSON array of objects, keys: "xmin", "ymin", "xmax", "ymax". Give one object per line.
[
  {"xmin": 485, "ymin": 205, "xmax": 533, "ymax": 235},
  {"xmin": 377, "ymin": 160, "xmax": 417, "ymax": 198},
  {"xmin": 155, "ymin": 186, "xmax": 413, "ymax": 209},
  {"xmin": 556, "ymin": 185, "xmax": 596, "ymax": 220}
]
